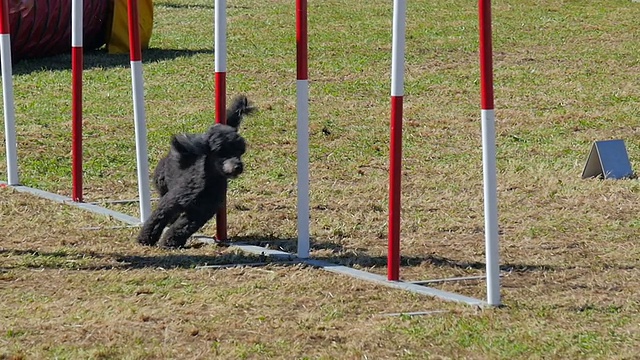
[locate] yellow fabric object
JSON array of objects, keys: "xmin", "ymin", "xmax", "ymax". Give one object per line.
[{"xmin": 106, "ymin": 0, "xmax": 154, "ymax": 54}]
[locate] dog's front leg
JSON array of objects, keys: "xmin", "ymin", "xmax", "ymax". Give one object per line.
[
  {"xmin": 159, "ymin": 206, "xmax": 216, "ymax": 248},
  {"xmin": 137, "ymin": 195, "xmax": 184, "ymax": 246}
]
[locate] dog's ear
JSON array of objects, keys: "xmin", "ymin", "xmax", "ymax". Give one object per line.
[
  {"xmin": 204, "ymin": 129, "xmax": 225, "ymax": 153},
  {"xmin": 171, "ymin": 134, "xmax": 209, "ymax": 157},
  {"xmin": 225, "ymin": 95, "xmax": 256, "ymax": 130}
]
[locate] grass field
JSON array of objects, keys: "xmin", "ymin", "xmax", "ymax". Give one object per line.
[{"xmin": 2, "ymin": 0, "xmax": 640, "ymax": 358}]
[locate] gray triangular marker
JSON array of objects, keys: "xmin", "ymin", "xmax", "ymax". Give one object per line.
[
  {"xmin": 581, "ymin": 139, "xmax": 633, "ymax": 179},
  {"xmin": 582, "ymin": 143, "xmax": 602, "ymax": 179}
]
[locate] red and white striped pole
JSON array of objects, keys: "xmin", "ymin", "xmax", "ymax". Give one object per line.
[
  {"xmin": 479, "ymin": 0, "xmax": 500, "ymax": 306},
  {"xmin": 388, "ymin": 0, "xmax": 406, "ymax": 281},
  {"xmin": 71, "ymin": 0, "xmax": 83, "ymax": 201},
  {"xmin": 127, "ymin": 0, "xmax": 152, "ymax": 222},
  {"xmin": 214, "ymin": 0, "xmax": 227, "ymax": 241},
  {"xmin": 0, "ymin": 0, "xmax": 18, "ymax": 185},
  {"xmin": 296, "ymin": 0, "xmax": 310, "ymax": 258}
]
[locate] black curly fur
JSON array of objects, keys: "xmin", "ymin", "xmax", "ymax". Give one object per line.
[{"xmin": 137, "ymin": 95, "xmax": 255, "ymax": 248}]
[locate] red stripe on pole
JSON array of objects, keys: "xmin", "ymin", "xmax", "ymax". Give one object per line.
[
  {"xmin": 479, "ymin": 0, "xmax": 494, "ymax": 110},
  {"xmin": 296, "ymin": 0, "xmax": 308, "ymax": 80},
  {"xmin": 215, "ymin": 72, "xmax": 226, "ymax": 124},
  {"xmin": 388, "ymin": 95, "xmax": 402, "ymax": 281},
  {"xmin": 216, "ymin": 199, "xmax": 227, "ymax": 241},
  {"xmin": 71, "ymin": 46, "xmax": 83, "ymax": 202},
  {"xmin": 0, "ymin": 0, "xmax": 10, "ymax": 34},
  {"xmin": 127, "ymin": 0, "xmax": 142, "ymax": 61},
  {"xmin": 215, "ymin": 71, "xmax": 227, "ymax": 240}
]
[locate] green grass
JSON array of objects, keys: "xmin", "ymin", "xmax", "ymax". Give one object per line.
[{"xmin": 2, "ymin": 0, "xmax": 640, "ymax": 358}]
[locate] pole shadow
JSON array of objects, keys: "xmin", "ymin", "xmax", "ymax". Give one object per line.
[
  {"xmin": 0, "ymin": 240, "xmax": 592, "ymax": 273},
  {"xmin": 225, "ymin": 236, "xmax": 559, "ymax": 273},
  {"xmin": 12, "ymin": 47, "xmax": 213, "ymax": 75}
]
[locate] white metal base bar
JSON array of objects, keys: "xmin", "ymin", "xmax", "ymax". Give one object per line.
[
  {"xmin": 381, "ymin": 310, "xmax": 449, "ymax": 317},
  {"xmin": 194, "ymin": 236, "xmax": 487, "ymax": 307},
  {"xmin": 194, "ymin": 260, "xmax": 301, "ymax": 270},
  {"xmin": 410, "ymin": 275, "xmax": 488, "ymax": 285},
  {"xmin": 79, "ymin": 225, "xmax": 141, "ymax": 231},
  {"xmin": 1, "ymin": 181, "xmax": 140, "ymax": 224},
  {"xmin": 2, "ymin": 182, "xmax": 489, "ymax": 307},
  {"xmin": 410, "ymin": 273, "xmax": 506, "ymax": 285},
  {"xmin": 88, "ymin": 198, "xmax": 159, "ymax": 205}
]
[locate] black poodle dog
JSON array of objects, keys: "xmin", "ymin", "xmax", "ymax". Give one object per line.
[{"xmin": 137, "ymin": 95, "xmax": 255, "ymax": 248}]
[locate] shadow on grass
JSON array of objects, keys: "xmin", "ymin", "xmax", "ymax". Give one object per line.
[
  {"xmin": 0, "ymin": 240, "xmax": 577, "ymax": 273},
  {"xmin": 312, "ymin": 253, "xmax": 559, "ymax": 274},
  {"xmin": 221, "ymin": 236, "xmax": 561, "ymax": 273},
  {"xmin": 0, "ymin": 247, "xmax": 270, "ymax": 271},
  {"xmin": 154, "ymin": 1, "xmax": 250, "ymax": 10},
  {"xmin": 13, "ymin": 48, "xmax": 212, "ymax": 75},
  {"xmin": 154, "ymin": 0, "xmax": 214, "ymax": 10}
]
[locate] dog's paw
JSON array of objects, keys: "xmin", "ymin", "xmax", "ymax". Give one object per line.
[
  {"xmin": 137, "ymin": 235, "xmax": 157, "ymax": 246},
  {"xmin": 157, "ymin": 237, "xmax": 187, "ymax": 249}
]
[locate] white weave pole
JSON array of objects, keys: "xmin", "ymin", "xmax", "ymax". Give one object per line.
[
  {"xmin": 127, "ymin": 0, "xmax": 152, "ymax": 222},
  {"xmin": 296, "ymin": 0, "xmax": 310, "ymax": 258},
  {"xmin": 0, "ymin": 0, "xmax": 18, "ymax": 185},
  {"xmin": 479, "ymin": 0, "xmax": 501, "ymax": 306}
]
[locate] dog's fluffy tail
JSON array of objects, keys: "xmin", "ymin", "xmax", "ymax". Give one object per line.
[{"xmin": 225, "ymin": 95, "xmax": 256, "ymax": 129}]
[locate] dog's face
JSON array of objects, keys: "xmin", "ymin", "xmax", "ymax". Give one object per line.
[
  {"xmin": 206, "ymin": 124, "xmax": 246, "ymax": 179},
  {"xmin": 169, "ymin": 123, "xmax": 247, "ymax": 179}
]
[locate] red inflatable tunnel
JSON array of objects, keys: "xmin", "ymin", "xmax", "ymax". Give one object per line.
[{"xmin": 7, "ymin": 0, "xmax": 110, "ymax": 61}]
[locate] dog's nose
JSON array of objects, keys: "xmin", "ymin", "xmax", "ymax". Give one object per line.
[{"xmin": 223, "ymin": 160, "xmax": 243, "ymax": 176}]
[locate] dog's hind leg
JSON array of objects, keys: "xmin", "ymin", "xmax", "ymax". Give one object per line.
[
  {"xmin": 158, "ymin": 207, "xmax": 216, "ymax": 248},
  {"xmin": 137, "ymin": 195, "xmax": 184, "ymax": 246}
]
